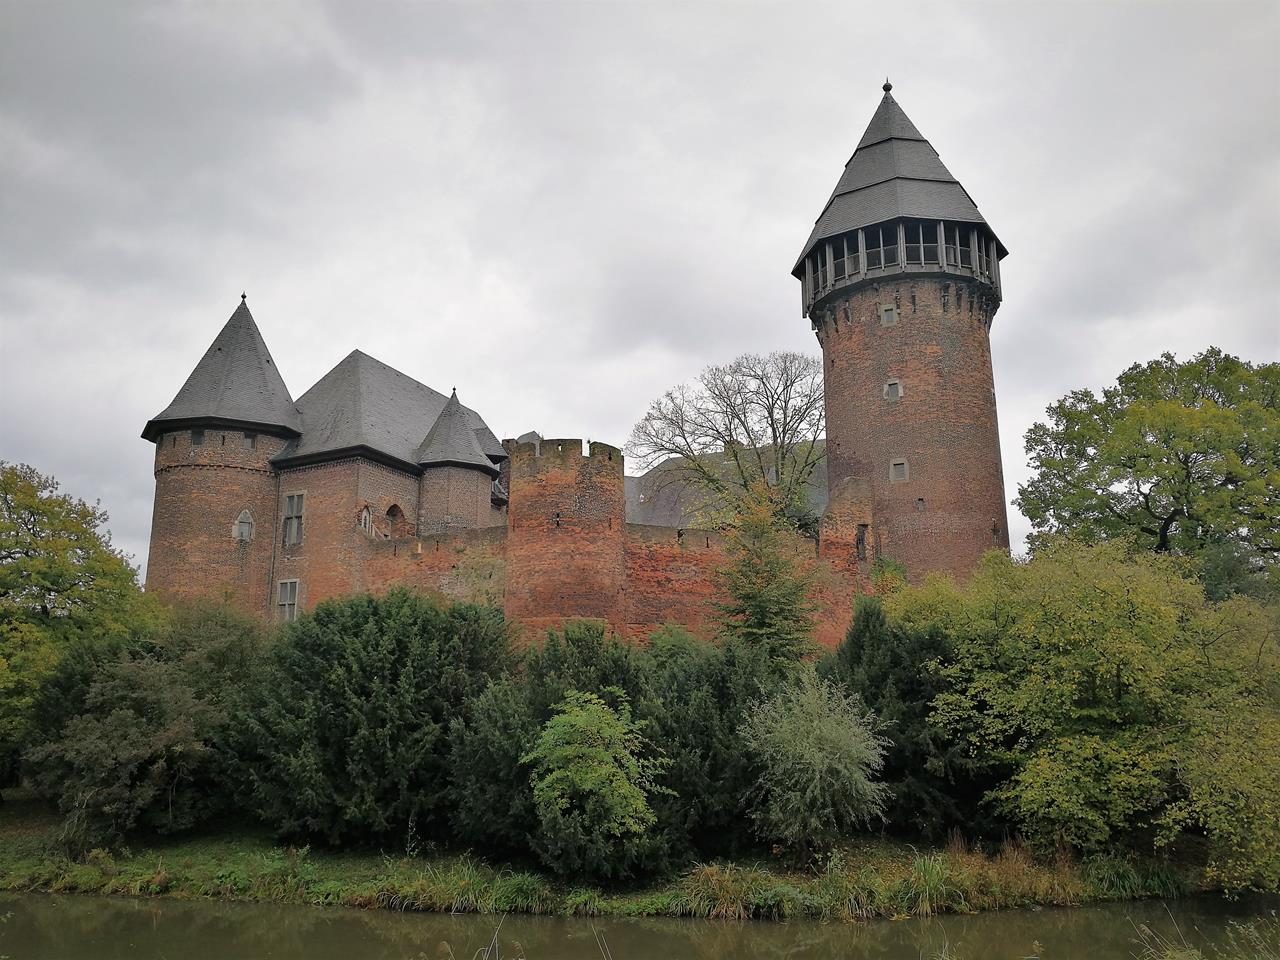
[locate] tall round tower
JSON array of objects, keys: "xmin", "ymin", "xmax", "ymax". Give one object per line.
[
  {"xmin": 796, "ymin": 83, "xmax": 1010, "ymax": 581},
  {"xmin": 142, "ymin": 297, "xmax": 300, "ymax": 610}
]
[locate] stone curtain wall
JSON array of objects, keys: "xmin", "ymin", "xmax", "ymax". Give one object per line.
[{"xmin": 147, "ymin": 439, "xmax": 863, "ymax": 645}]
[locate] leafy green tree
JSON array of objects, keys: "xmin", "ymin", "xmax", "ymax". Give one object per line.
[
  {"xmin": 897, "ymin": 538, "xmax": 1280, "ymax": 888},
  {"xmin": 241, "ymin": 590, "xmax": 509, "ymax": 845},
  {"xmin": 821, "ymin": 596, "xmax": 987, "ymax": 839},
  {"xmin": 24, "ymin": 603, "xmax": 263, "ymax": 852},
  {"xmin": 522, "ymin": 688, "xmax": 669, "ymax": 880},
  {"xmin": 1016, "ymin": 348, "xmax": 1279, "ymax": 591},
  {"xmin": 714, "ymin": 485, "xmax": 816, "ymax": 665},
  {"xmin": 739, "ymin": 670, "xmax": 890, "ymax": 863},
  {"xmin": 0, "ymin": 462, "xmax": 158, "ymax": 767}
]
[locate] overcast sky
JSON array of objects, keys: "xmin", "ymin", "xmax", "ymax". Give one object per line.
[{"xmin": 2, "ymin": 1, "xmax": 1277, "ymax": 577}]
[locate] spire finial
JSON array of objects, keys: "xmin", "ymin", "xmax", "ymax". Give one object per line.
[
  {"xmin": 883, "ymin": 77, "xmax": 892, "ymax": 93},
  {"xmin": 451, "ymin": 386, "xmax": 457, "ymax": 396},
  {"xmin": 241, "ymin": 291, "xmax": 247, "ymax": 302}
]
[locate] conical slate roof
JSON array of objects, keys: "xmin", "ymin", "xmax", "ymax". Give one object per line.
[
  {"xmin": 793, "ymin": 83, "xmax": 1005, "ymax": 275},
  {"xmin": 415, "ymin": 390, "xmax": 499, "ymax": 475},
  {"xmin": 274, "ymin": 350, "xmax": 503, "ymax": 470},
  {"xmin": 142, "ymin": 299, "xmax": 300, "ymax": 441}
]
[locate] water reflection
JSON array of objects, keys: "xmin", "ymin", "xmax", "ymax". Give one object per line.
[{"xmin": 0, "ymin": 892, "xmax": 1274, "ymax": 959}]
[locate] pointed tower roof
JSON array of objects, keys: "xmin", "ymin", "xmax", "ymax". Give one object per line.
[
  {"xmin": 142, "ymin": 297, "xmax": 300, "ymax": 441},
  {"xmin": 793, "ymin": 82, "xmax": 1005, "ymax": 275},
  {"xmin": 273, "ymin": 350, "xmax": 503, "ymax": 472},
  {"xmin": 415, "ymin": 389, "xmax": 499, "ymax": 475}
]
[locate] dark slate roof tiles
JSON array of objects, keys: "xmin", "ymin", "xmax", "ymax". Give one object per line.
[
  {"xmin": 415, "ymin": 390, "xmax": 499, "ymax": 475},
  {"xmin": 142, "ymin": 300, "xmax": 300, "ymax": 440},
  {"xmin": 274, "ymin": 350, "xmax": 503, "ymax": 470},
  {"xmin": 794, "ymin": 87, "xmax": 1004, "ymax": 273}
]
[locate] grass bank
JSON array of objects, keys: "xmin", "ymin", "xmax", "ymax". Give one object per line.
[{"xmin": 0, "ymin": 791, "xmax": 1200, "ymax": 923}]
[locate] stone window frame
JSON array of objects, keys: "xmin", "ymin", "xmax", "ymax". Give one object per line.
[
  {"xmin": 277, "ymin": 579, "xmax": 299, "ymax": 622},
  {"xmin": 358, "ymin": 505, "xmax": 373, "ymax": 535},
  {"xmin": 233, "ymin": 509, "xmax": 254, "ymax": 542},
  {"xmin": 282, "ymin": 492, "xmax": 305, "ymax": 547},
  {"xmin": 879, "ymin": 303, "xmax": 898, "ymax": 326},
  {"xmin": 883, "ymin": 379, "xmax": 903, "ymax": 401},
  {"xmin": 890, "ymin": 459, "xmax": 909, "ymax": 483}
]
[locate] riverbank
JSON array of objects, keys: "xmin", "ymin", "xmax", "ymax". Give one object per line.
[{"xmin": 0, "ymin": 791, "xmax": 1200, "ymax": 923}]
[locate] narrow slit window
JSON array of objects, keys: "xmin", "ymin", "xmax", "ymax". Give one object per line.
[
  {"xmin": 856, "ymin": 524, "xmax": 868, "ymax": 561},
  {"xmin": 277, "ymin": 580, "xmax": 299, "ymax": 622},
  {"xmin": 890, "ymin": 459, "xmax": 909, "ymax": 483},
  {"xmin": 359, "ymin": 506, "xmax": 373, "ymax": 534}
]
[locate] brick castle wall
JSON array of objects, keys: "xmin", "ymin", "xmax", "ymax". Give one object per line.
[
  {"xmin": 816, "ymin": 278, "xmax": 1009, "ymax": 581},
  {"xmin": 145, "ymin": 435, "xmax": 863, "ymax": 647}
]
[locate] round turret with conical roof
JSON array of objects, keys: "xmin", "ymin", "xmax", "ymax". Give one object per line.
[
  {"xmin": 143, "ymin": 298, "xmax": 300, "ymax": 607},
  {"xmin": 797, "ymin": 84, "xmax": 1010, "ymax": 581}
]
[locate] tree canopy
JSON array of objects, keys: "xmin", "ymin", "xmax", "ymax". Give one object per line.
[
  {"xmin": 1015, "ymin": 348, "xmax": 1279, "ymax": 591},
  {"xmin": 627, "ymin": 351, "xmax": 825, "ymax": 527},
  {"xmin": 0, "ymin": 462, "xmax": 153, "ymax": 762}
]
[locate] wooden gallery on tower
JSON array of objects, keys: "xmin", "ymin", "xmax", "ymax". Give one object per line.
[{"xmin": 142, "ymin": 83, "xmax": 1010, "ymax": 646}]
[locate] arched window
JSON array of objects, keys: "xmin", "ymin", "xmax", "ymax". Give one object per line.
[
  {"xmin": 233, "ymin": 510, "xmax": 254, "ymax": 541},
  {"xmin": 359, "ymin": 506, "xmax": 373, "ymax": 534}
]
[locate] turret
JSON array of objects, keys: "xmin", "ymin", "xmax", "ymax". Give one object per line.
[
  {"xmin": 504, "ymin": 439, "xmax": 626, "ymax": 635},
  {"xmin": 142, "ymin": 296, "xmax": 299, "ymax": 607},
  {"xmin": 796, "ymin": 83, "xmax": 1010, "ymax": 580},
  {"xmin": 416, "ymin": 389, "xmax": 502, "ymax": 533}
]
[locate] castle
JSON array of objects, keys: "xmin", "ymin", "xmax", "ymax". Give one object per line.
[{"xmin": 142, "ymin": 83, "xmax": 1009, "ymax": 646}]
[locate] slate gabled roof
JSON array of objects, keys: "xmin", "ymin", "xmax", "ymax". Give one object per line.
[
  {"xmin": 273, "ymin": 350, "xmax": 503, "ymax": 471},
  {"xmin": 142, "ymin": 299, "xmax": 300, "ymax": 441},
  {"xmin": 415, "ymin": 390, "xmax": 499, "ymax": 475},
  {"xmin": 793, "ymin": 83, "xmax": 1005, "ymax": 275}
]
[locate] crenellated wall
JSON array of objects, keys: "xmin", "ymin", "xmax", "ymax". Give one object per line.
[
  {"xmin": 146, "ymin": 435, "xmax": 866, "ymax": 648},
  {"xmin": 504, "ymin": 439, "xmax": 627, "ymax": 634}
]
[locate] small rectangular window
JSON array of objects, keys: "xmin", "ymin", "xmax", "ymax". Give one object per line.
[
  {"xmin": 890, "ymin": 459, "xmax": 909, "ymax": 483},
  {"xmin": 283, "ymin": 493, "xmax": 304, "ymax": 546},
  {"xmin": 191, "ymin": 429, "xmax": 205, "ymax": 446},
  {"xmin": 243, "ymin": 432, "xmax": 257, "ymax": 450},
  {"xmin": 880, "ymin": 304, "xmax": 898, "ymax": 326},
  {"xmin": 277, "ymin": 580, "xmax": 299, "ymax": 622},
  {"xmin": 884, "ymin": 380, "xmax": 901, "ymax": 400},
  {"xmin": 856, "ymin": 524, "xmax": 868, "ymax": 561}
]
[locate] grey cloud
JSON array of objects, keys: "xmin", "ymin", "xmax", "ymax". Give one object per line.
[{"xmin": 1, "ymin": 0, "xmax": 1276, "ymax": 577}]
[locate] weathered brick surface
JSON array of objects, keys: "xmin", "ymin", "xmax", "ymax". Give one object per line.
[
  {"xmin": 146, "ymin": 429, "xmax": 288, "ymax": 609},
  {"xmin": 418, "ymin": 465, "xmax": 502, "ymax": 534},
  {"xmin": 504, "ymin": 440, "xmax": 626, "ymax": 635},
  {"xmin": 815, "ymin": 278, "xmax": 1009, "ymax": 581},
  {"xmin": 622, "ymin": 524, "xmax": 726, "ymax": 641}
]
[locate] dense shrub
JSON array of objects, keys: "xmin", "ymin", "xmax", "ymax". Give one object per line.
[
  {"xmin": 241, "ymin": 589, "xmax": 509, "ymax": 846},
  {"xmin": 522, "ymin": 689, "xmax": 669, "ymax": 880},
  {"xmin": 821, "ymin": 596, "xmax": 991, "ymax": 839},
  {"xmin": 898, "ymin": 539, "xmax": 1280, "ymax": 889},
  {"xmin": 24, "ymin": 603, "xmax": 263, "ymax": 852},
  {"xmin": 740, "ymin": 670, "xmax": 890, "ymax": 863}
]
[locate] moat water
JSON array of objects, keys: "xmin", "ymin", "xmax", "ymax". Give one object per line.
[{"xmin": 1, "ymin": 891, "xmax": 1276, "ymax": 959}]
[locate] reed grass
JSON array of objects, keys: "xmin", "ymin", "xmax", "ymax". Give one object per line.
[{"xmin": 0, "ymin": 791, "xmax": 1216, "ymax": 924}]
